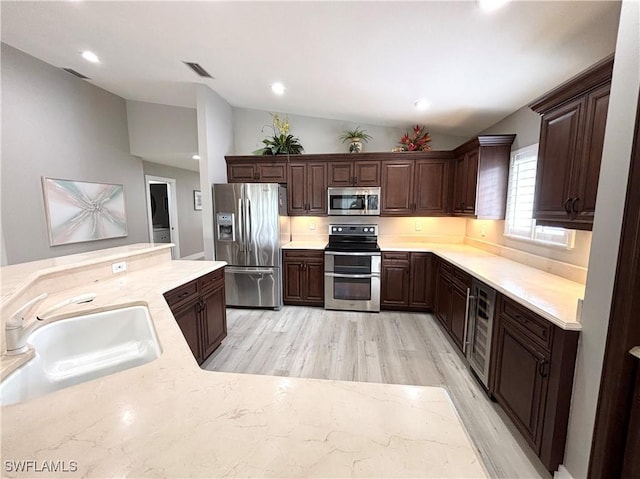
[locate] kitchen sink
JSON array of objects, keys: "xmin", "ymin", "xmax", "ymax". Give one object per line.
[{"xmin": 1, "ymin": 305, "xmax": 162, "ymax": 406}]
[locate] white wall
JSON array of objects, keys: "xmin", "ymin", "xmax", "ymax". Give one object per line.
[
  {"xmin": 233, "ymin": 107, "xmax": 468, "ymax": 155},
  {"xmin": 126, "ymin": 100, "xmax": 198, "ymax": 169},
  {"xmin": 142, "ymin": 161, "xmax": 204, "ymax": 258},
  {"xmin": 196, "ymin": 84, "xmax": 234, "ymax": 260},
  {"xmin": 563, "ymin": 1, "xmax": 640, "ymax": 476},
  {"xmin": 0, "ymin": 44, "xmax": 149, "ymax": 265}
]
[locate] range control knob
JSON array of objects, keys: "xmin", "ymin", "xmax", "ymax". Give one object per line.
[{"xmin": 338, "ymin": 227, "xmax": 343, "ymax": 232}]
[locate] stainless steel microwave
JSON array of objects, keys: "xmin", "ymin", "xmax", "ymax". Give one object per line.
[{"xmin": 327, "ymin": 187, "xmax": 381, "ymax": 216}]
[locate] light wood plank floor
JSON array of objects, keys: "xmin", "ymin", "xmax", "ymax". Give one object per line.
[{"xmin": 202, "ymin": 306, "xmax": 551, "ymax": 479}]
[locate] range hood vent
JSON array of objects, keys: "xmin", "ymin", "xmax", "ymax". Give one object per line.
[
  {"xmin": 183, "ymin": 61, "xmax": 213, "ymax": 78},
  {"xmin": 62, "ymin": 68, "xmax": 90, "ymax": 80}
]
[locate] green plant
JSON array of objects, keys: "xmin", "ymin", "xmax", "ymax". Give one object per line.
[
  {"xmin": 339, "ymin": 126, "xmax": 373, "ymax": 143},
  {"xmin": 253, "ymin": 113, "xmax": 304, "ymax": 155}
]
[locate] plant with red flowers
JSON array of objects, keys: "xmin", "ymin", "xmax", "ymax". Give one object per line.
[{"xmin": 392, "ymin": 125, "xmax": 432, "ymax": 152}]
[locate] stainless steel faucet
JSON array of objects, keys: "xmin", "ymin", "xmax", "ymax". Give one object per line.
[{"xmin": 5, "ymin": 292, "xmax": 96, "ymax": 355}]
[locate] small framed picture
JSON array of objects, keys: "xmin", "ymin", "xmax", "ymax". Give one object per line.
[{"xmin": 193, "ymin": 190, "xmax": 202, "ymax": 211}]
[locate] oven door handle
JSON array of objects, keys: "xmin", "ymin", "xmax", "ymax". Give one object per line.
[
  {"xmin": 324, "ymin": 251, "xmax": 381, "ymax": 257},
  {"xmin": 324, "ymin": 272, "xmax": 380, "ymax": 279}
]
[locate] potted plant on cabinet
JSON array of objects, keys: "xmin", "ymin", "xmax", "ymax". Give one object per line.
[
  {"xmin": 253, "ymin": 113, "xmax": 304, "ymax": 155},
  {"xmin": 339, "ymin": 126, "xmax": 373, "ymax": 153},
  {"xmin": 392, "ymin": 124, "xmax": 432, "ymax": 152}
]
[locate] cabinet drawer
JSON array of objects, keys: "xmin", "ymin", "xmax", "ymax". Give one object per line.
[
  {"xmin": 382, "ymin": 252, "xmax": 410, "ymax": 264},
  {"xmin": 284, "ymin": 249, "xmax": 324, "ymax": 261},
  {"xmin": 198, "ymin": 269, "xmax": 225, "ymax": 295},
  {"xmin": 438, "ymin": 260, "xmax": 453, "ymax": 278},
  {"xmin": 164, "ymin": 280, "xmax": 198, "ymax": 310},
  {"xmin": 500, "ymin": 296, "xmax": 553, "ymax": 350},
  {"xmin": 452, "ymin": 266, "xmax": 471, "ymax": 289}
]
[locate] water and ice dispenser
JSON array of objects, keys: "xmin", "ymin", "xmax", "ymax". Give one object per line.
[{"xmin": 216, "ymin": 213, "xmax": 235, "ymax": 241}]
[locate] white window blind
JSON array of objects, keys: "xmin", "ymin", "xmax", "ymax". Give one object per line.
[{"xmin": 504, "ymin": 145, "xmax": 574, "ymax": 248}]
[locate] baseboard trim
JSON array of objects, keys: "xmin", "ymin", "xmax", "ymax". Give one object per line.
[
  {"xmin": 181, "ymin": 251, "xmax": 205, "ymax": 260},
  {"xmin": 554, "ymin": 465, "xmax": 575, "ymax": 479}
]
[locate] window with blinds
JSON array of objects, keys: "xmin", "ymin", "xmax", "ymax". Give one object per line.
[{"xmin": 504, "ymin": 145, "xmax": 574, "ymax": 248}]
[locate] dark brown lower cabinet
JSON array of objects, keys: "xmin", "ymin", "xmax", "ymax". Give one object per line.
[
  {"xmin": 164, "ymin": 269, "xmax": 227, "ymax": 365},
  {"xmin": 381, "ymin": 252, "xmax": 434, "ymax": 310},
  {"xmin": 491, "ymin": 294, "xmax": 579, "ymax": 473},
  {"xmin": 283, "ymin": 250, "xmax": 324, "ymax": 306},
  {"xmin": 433, "ymin": 258, "xmax": 470, "ymax": 351}
]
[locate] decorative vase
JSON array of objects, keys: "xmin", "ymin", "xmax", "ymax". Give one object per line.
[{"xmin": 349, "ymin": 138, "xmax": 363, "ymax": 153}]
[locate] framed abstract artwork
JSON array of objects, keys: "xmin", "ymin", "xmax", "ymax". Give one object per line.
[{"xmin": 42, "ymin": 177, "xmax": 128, "ymax": 246}]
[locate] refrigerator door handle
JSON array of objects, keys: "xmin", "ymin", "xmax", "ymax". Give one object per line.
[
  {"xmin": 237, "ymin": 198, "xmax": 244, "ymax": 252},
  {"xmin": 246, "ymin": 199, "xmax": 252, "ymax": 253}
]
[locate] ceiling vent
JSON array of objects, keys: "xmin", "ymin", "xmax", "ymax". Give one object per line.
[
  {"xmin": 183, "ymin": 62, "xmax": 213, "ymax": 79},
  {"xmin": 62, "ymin": 68, "xmax": 90, "ymax": 80}
]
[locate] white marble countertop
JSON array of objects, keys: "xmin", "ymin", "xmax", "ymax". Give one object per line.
[
  {"xmin": 1, "ymin": 245, "xmax": 486, "ymax": 478},
  {"xmin": 282, "ymin": 240, "xmax": 328, "ymax": 250},
  {"xmin": 379, "ymin": 242, "xmax": 584, "ymax": 330}
]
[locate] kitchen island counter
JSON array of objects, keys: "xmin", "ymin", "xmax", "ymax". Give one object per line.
[{"xmin": 1, "ymin": 244, "xmax": 486, "ymax": 478}]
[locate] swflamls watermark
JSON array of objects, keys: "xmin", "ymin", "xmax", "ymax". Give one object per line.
[{"xmin": 4, "ymin": 460, "xmax": 78, "ymax": 473}]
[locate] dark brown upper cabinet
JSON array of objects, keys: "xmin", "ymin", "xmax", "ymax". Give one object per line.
[
  {"xmin": 451, "ymin": 135, "xmax": 516, "ymax": 219},
  {"xmin": 226, "ymin": 156, "xmax": 288, "ymax": 183},
  {"xmin": 287, "ymin": 161, "xmax": 327, "ymax": 215},
  {"xmin": 380, "ymin": 152, "xmax": 453, "ymax": 216},
  {"xmin": 529, "ymin": 55, "xmax": 613, "ymax": 231},
  {"xmin": 327, "ymin": 160, "xmax": 381, "ymax": 187}
]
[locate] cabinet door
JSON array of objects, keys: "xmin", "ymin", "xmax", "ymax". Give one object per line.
[
  {"xmin": 255, "ymin": 163, "xmax": 287, "ymax": 183},
  {"xmin": 283, "ymin": 259, "xmax": 304, "ymax": 303},
  {"xmin": 452, "ymin": 155, "xmax": 467, "ymax": 213},
  {"xmin": 381, "ymin": 160, "xmax": 414, "ymax": 215},
  {"xmin": 414, "ymin": 160, "xmax": 450, "ymax": 216},
  {"xmin": 381, "ymin": 262, "xmax": 410, "ymax": 307},
  {"xmin": 434, "ymin": 271, "xmax": 452, "ymax": 329},
  {"xmin": 305, "ymin": 259, "xmax": 325, "ymax": 305},
  {"xmin": 575, "ymin": 83, "xmax": 610, "ymax": 225},
  {"xmin": 409, "ymin": 253, "xmax": 434, "ymax": 310},
  {"xmin": 173, "ymin": 301, "xmax": 202, "ymax": 363},
  {"xmin": 327, "ymin": 162, "xmax": 354, "ymax": 187},
  {"xmin": 201, "ymin": 286, "xmax": 227, "ymax": 359},
  {"xmin": 493, "ymin": 316, "xmax": 550, "ymax": 453},
  {"xmin": 307, "ymin": 162, "xmax": 327, "ymax": 215},
  {"xmin": 450, "ymin": 284, "xmax": 468, "ymax": 351},
  {"xmin": 353, "ymin": 161, "xmax": 381, "ymax": 187},
  {"xmin": 227, "ymin": 163, "xmax": 255, "ymax": 183},
  {"xmin": 534, "ymin": 97, "xmax": 585, "ymax": 225},
  {"xmin": 287, "ymin": 163, "xmax": 307, "ymax": 215},
  {"xmin": 464, "ymin": 150, "xmax": 479, "ymax": 214}
]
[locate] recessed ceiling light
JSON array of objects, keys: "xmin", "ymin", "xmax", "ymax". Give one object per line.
[
  {"xmin": 192, "ymin": 155, "xmax": 200, "ymax": 160},
  {"xmin": 271, "ymin": 82, "xmax": 286, "ymax": 95},
  {"xmin": 81, "ymin": 51, "xmax": 100, "ymax": 64},
  {"xmin": 414, "ymin": 99, "xmax": 431, "ymax": 111},
  {"xmin": 478, "ymin": 0, "xmax": 511, "ymax": 12}
]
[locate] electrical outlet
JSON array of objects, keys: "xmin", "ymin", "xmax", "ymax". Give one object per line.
[
  {"xmin": 308, "ymin": 220, "xmax": 316, "ymax": 230},
  {"xmin": 112, "ymin": 261, "xmax": 127, "ymax": 274},
  {"xmin": 415, "ymin": 221, "xmax": 422, "ymax": 231},
  {"xmin": 481, "ymin": 225, "xmax": 487, "ymax": 237}
]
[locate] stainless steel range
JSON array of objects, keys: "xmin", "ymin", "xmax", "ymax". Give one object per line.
[{"xmin": 324, "ymin": 224, "xmax": 381, "ymax": 312}]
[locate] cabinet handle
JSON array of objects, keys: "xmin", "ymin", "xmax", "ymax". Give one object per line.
[
  {"xmin": 564, "ymin": 197, "xmax": 573, "ymax": 215},
  {"xmin": 571, "ymin": 197, "xmax": 580, "ymax": 214},
  {"xmin": 178, "ymin": 292, "xmax": 190, "ymax": 299},
  {"xmin": 354, "ymin": 176, "xmax": 358, "ymax": 185},
  {"xmin": 254, "ymin": 172, "xmax": 260, "ymax": 180},
  {"xmin": 538, "ymin": 359, "xmax": 549, "ymax": 378}
]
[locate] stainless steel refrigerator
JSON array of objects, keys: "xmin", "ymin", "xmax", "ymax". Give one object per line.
[{"xmin": 213, "ymin": 183, "xmax": 290, "ymax": 309}]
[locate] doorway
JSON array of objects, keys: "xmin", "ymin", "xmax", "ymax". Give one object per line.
[{"xmin": 145, "ymin": 175, "xmax": 180, "ymax": 259}]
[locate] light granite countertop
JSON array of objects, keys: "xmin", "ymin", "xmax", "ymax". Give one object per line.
[
  {"xmin": 0, "ymin": 245, "xmax": 486, "ymax": 478},
  {"xmin": 378, "ymin": 242, "xmax": 584, "ymax": 330}
]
